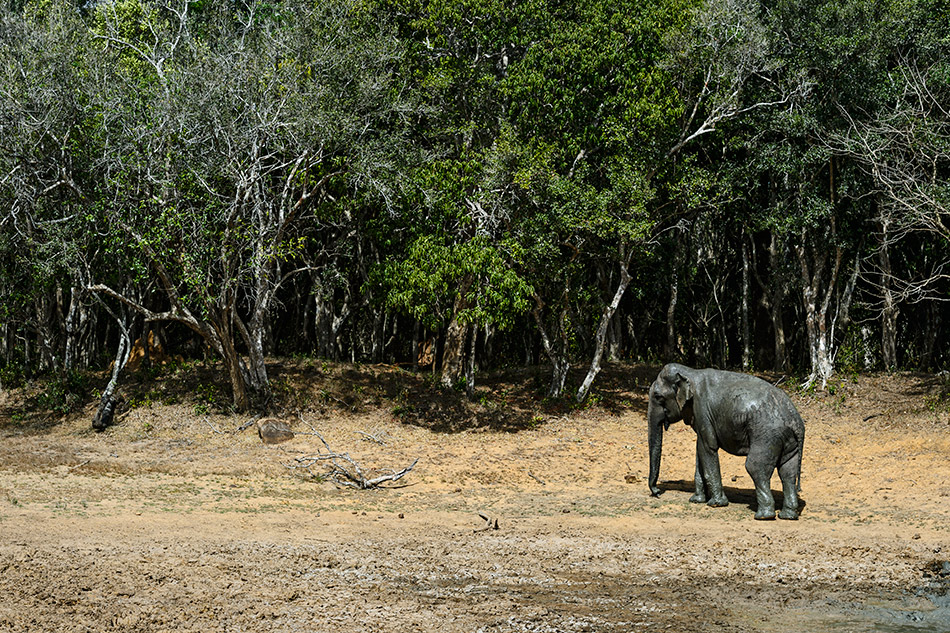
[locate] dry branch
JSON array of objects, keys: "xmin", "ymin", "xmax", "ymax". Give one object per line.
[
  {"xmin": 237, "ymin": 415, "xmax": 263, "ymax": 432},
  {"xmin": 474, "ymin": 512, "xmax": 499, "ymax": 532},
  {"xmin": 355, "ymin": 430, "xmax": 388, "ymax": 445},
  {"xmin": 526, "ymin": 470, "xmax": 546, "ymax": 485},
  {"xmin": 285, "ymin": 425, "xmax": 418, "ymax": 489}
]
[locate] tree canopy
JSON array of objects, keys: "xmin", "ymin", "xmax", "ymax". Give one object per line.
[{"xmin": 2, "ymin": 0, "xmax": 949, "ymax": 417}]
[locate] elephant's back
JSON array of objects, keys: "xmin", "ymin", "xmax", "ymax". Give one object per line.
[{"xmin": 702, "ymin": 368, "xmax": 805, "ymax": 430}]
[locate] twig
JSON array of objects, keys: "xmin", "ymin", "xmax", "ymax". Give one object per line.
[
  {"xmin": 474, "ymin": 512, "xmax": 499, "ymax": 532},
  {"xmin": 526, "ymin": 470, "xmax": 546, "ymax": 485},
  {"xmin": 237, "ymin": 414, "xmax": 262, "ymax": 432},
  {"xmin": 205, "ymin": 418, "xmax": 224, "ymax": 435},
  {"xmin": 355, "ymin": 430, "xmax": 388, "ymax": 445}
]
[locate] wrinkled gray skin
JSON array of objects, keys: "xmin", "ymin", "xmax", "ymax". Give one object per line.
[{"xmin": 647, "ymin": 363, "xmax": 805, "ymax": 520}]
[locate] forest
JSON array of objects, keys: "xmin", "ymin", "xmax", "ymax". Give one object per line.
[{"xmin": 1, "ymin": 0, "xmax": 949, "ymax": 417}]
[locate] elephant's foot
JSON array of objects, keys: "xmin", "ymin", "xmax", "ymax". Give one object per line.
[
  {"xmin": 754, "ymin": 507, "xmax": 776, "ymax": 520},
  {"xmin": 689, "ymin": 493, "xmax": 707, "ymax": 504},
  {"xmin": 706, "ymin": 495, "xmax": 729, "ymax": 508},
  {"xmin": 778, "ymin": 508, "xmax": 800, "ymax": 520}
]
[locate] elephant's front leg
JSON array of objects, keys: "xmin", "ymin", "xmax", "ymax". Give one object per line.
[
  {"xmin": 689, "ymin": 440, "xmax": 707, "ymax": 504},
  {"xmin": 696, "ymin": 441, "xmax": 729, "ymax": 507}
]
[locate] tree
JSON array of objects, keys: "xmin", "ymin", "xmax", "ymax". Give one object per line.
[
  {"xmin": 834, "ymin": 55, "xmax": 950, "ymax": 365},
  {"xmin": 499, "ymin": 0, "xmax": 807, "ymax": 400},
  {"xmin": 0, "ymin": 0, "xmax": 101, "ymax": 377},
  {"xmin": 747, "ymin": 0, "xmax": 943, "ymax": 385},
  {"xmin": 84, "ymin": 0, "xmax": 412, "ymax": 411},
  {"xmin": 374, "ymin": 0, "xmax": 537, "ymax": 391}
]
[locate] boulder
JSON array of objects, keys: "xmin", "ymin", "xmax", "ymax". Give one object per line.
[{"xmin": 257, "ymin": 418, "xmax": 294, "ymax": 444}]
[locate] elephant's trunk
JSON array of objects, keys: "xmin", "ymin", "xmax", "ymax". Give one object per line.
[{"xmin": 647, "ymin": 398, "xmax": 664, "ymax": 496}]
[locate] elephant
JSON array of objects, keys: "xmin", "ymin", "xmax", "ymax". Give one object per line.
[{"xmin": 647, "ymin": 363, "xmax": 805, "ymax": 520}]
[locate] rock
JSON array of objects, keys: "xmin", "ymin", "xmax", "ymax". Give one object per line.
[
  {"xmin": 923, "ymin": 559, "xmax": 950, "ymax": 578},
  {"xmin": 257, "ymin": 418, "xmax": 294, "ymax": 444}
]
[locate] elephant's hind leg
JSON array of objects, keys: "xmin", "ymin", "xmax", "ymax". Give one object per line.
[
  {"xmin": 745, "ymin": 445, "xmax": 778, "ymax": 520},
  {"xmin": 777, "ymin": 454, "xmax": 801, "ymax": 520}
]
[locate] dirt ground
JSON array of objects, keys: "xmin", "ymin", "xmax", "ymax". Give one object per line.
[{"xmin": 1, "ymin": 362, "xmax": 949, "ymax": 632}]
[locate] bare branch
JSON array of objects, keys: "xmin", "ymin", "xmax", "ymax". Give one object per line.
[{"xmin": 285, "ymin": 421, "xmax": 419, "ymax": 489}]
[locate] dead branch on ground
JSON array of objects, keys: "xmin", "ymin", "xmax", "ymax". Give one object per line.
[
  {"xmin": 526, "ymin": 470, "xmax": 545, "ymax": 485},
  {"xmin": 474, "ymin": 512, "xmax": 499, "ymax": 532},
  {"xmin": 285, "ymin": 425, "xmax": 418, "ymax": 489},
  {"xmin": 355, "ymin": 430, "xmax": 389, "ymax": 445}
]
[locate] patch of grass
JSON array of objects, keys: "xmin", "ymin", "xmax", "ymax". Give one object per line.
[{"xmin": 127, "ymin": 390, "xmax": 162, "ymax": 410}]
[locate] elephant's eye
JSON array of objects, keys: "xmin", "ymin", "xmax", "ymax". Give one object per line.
[{"xmin": 654, "ymin": 395, "xmax": 665, "ymax": 404}]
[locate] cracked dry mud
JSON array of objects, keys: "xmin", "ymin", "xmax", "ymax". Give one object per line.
[{"xmin": 1, "ymin": 367, "xmax": 949, "ymax": 632}]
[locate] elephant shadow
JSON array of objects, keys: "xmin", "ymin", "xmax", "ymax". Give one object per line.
[{"xmin": 662, "ymin": 479, "xmax": 807, "ymax": 513}]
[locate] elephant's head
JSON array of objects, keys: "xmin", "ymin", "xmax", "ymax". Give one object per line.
[{"xmin": 647, "ymin": 365, "xmax": 693, "ymax": 496}]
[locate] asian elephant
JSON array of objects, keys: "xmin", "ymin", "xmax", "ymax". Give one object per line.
[{"xmin": 647, "ymin": 363, "xmax": 805, "ymax": 520}]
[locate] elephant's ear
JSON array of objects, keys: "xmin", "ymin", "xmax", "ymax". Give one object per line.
[{"xmin": 674, "ymin": 373, "xmax": 692, "ymax": 410}]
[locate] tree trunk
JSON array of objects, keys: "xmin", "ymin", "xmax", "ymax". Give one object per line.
[
  {"xmin": 93, "ymin": 308, "xmax": 134, "ymax": 431},
  {"xmin": 313, "ymin": 281, "xmax": 350, "ymax": 361},
  {"xmin": 576, "ymin": 253, "xmax": 633, "ymax": 403},
  {"xmin": 412, "ymin": 320, "xmax": 421, "ymax": 371},
  {"xmin": 754, "ymin": 233, "xmax": 789, "ymax": 372},
  {"xmin": 34, "ymin": 291, "xmax": 57, "ymax": 373},
  {"xmin": 464, "ymin": 323, "xmax": 477, "ymax": 398},
  {"xmin": 63, "ymin": 285, "xmax": 87, "ymax": 372},
  {"xmin": 741, "ymin": 240, "xmax": 751, "ymax": 370},
  {"xmin": 440, "ymin": 275, "xmax": 474, "ymax": 389},
  {"xmin": 665, "ymin": 241, "xmax": 681, "ymax": 360},
  {"xmin": 796, "ymin": 228, "xmax": 843, "ymax": 390},
  {"xmin": 222, "ymin": 336, "xmax": 251, "ymax": 413},
  {"xmin": 207, "ymin": 306, "xmax": 252, "ymax": 412},
  {"xmin": 246, "ymin": 322, "xmax": 271, "ymax": 404},
  {"xmin": 878, "ymin": 222, "xmax": 899, "ymax": 369},
  {"xmin": 532, "ymin": 291, "xmax": 571, "ymax": 398},
  {"xmin": 921, "ymin": 302, "xmax": 940, "ymax": 369},
  {"xmin": 607, "ymin": 309, "xmax": 622, "ymax": 362},
  {"xmin": 771, "ymin": 299, "xmax": 788, "ymax": 372}
]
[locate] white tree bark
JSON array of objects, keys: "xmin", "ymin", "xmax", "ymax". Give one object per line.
[{"xmin": 576, "ymin": 252, "xmax": 633, "ymax": 403}]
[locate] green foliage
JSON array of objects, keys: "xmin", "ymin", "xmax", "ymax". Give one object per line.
[
  {"xmin": 35, "ymin": 371, "xmax": 89, "ymax": 416},
  {"xmin": 382, "ymin": 234, "xmax": 532, "ymax": 329},
  {"xmin": 193, "ymin": 382, "xmax": 221, "ymax": 416},
  {"xmin": 2, "ymin": 0, "xmax": 950, "ymax": 400}
]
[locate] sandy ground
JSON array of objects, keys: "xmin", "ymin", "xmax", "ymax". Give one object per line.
[{"xmin": 0, "ymin": 364, "xmax": 949, "ymax": 632}]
